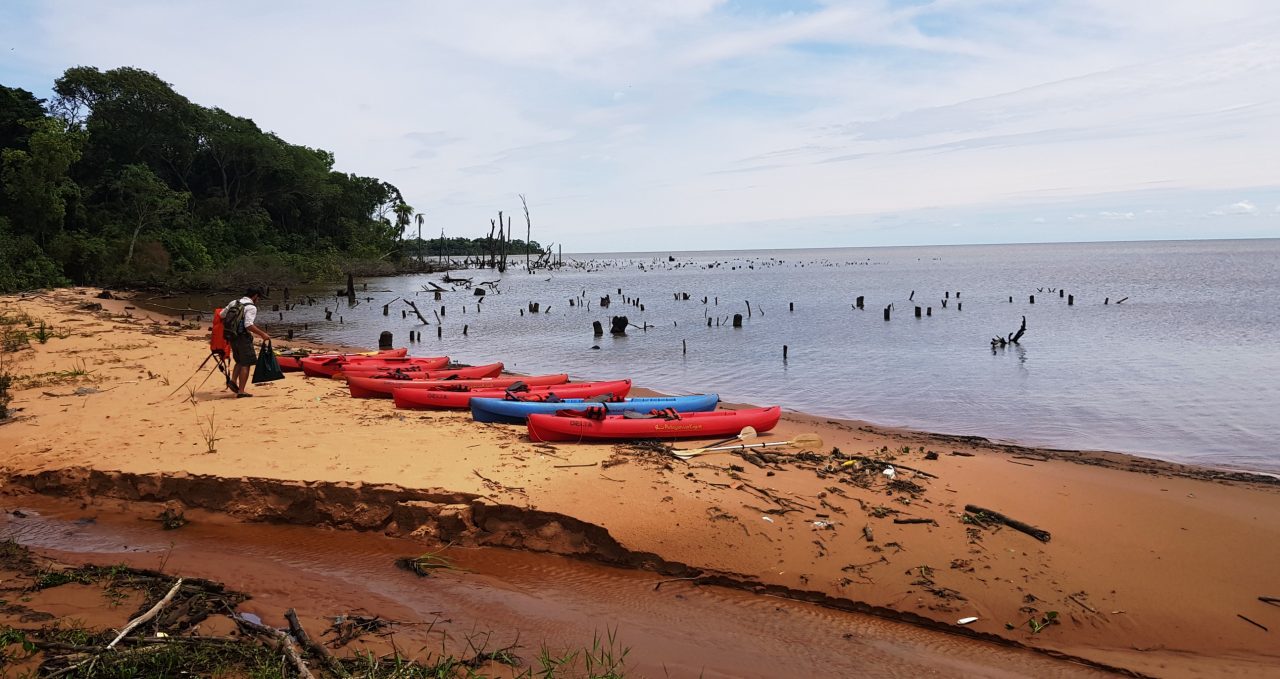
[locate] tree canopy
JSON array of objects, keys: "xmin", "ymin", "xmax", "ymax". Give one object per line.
[{"xmin": 0, "ymin": 68, "xmax": 413, "ymax": 291}]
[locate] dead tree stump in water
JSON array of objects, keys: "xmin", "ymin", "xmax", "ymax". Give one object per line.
[
  {"xmin": 610, "ymin": 316, "xmax": 629, "ymax": 335},
  {"xmin": 856, "ymin": 296, "xmax": 864, "ymax": 309},
  {"xmin": 593, "ymin": 321, "xmax": 604, "ymax": 336},
  {"xmin": 379, "ymin": 331, "xmax": 393, "ymax": 349},
  {"xmin": 884, "ymin": 306, "xmax": 891, "ymax": 321},
  {"xmin": 732, "ymin": 313, "xmax": 743, "ymax": 327}
]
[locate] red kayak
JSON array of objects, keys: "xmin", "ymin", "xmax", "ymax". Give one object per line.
[
  {"xmin": 347, "ymin": 372, "xmax": 569, "ymax": 399},
  {"xmin": 338, "ymin": 362, "xmax": 504, "ymax": 380},
  {"xmin": 301, "ymin": 355, "xmax": 448, "ymax": 378},
  {"xmin": 278, "ymin": 348, "xmax": 407, "ymax": 372},
  {"xmin": 527, "ymin": 406, "xmax": 780, "ymax": 442},
  {"xmin": 393, "ymin": 379, "xmax": 632, "ymax": 410}
]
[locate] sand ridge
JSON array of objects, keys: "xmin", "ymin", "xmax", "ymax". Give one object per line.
[{"xmin": 2, "ymin": 288, "xmax": 1279, "ymax": 677}]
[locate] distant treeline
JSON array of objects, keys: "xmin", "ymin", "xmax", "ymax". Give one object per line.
[
  {"xmin": 405, "ymin": 236, "xmax": 544, "ymax": 258},
  {"xmin": 0, "ymin": 66, "xmax": 420, "ymax": 292}
]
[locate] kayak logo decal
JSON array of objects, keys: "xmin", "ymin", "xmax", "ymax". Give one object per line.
[{"xmin": 653, "ymin": 423, "xmax": 703, "ymax": 431}]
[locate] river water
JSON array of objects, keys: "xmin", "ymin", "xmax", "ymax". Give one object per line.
[
  {"xmin": 1, "ymin": 497, "xmax": 1111, "ymax": 678},
  {"xmin": 197, "ymin": 238, "xmax": 1280, "ymax": 473}
]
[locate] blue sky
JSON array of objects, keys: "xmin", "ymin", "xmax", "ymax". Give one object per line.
[{"xmin": 2, "ymin": 0, "xmax": 1278, "ymax": 251}]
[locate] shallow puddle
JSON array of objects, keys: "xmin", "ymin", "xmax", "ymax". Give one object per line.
[{"xmin": 1, "ymin": 496, "xmax": 1110, "ymax": 678}]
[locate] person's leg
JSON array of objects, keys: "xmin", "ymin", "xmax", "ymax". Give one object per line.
[{"xmin": 235, "ymin": 365, "xmax": 250, "ymax": 393}]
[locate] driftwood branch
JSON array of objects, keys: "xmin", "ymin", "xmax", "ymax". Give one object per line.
[
  {"xmin": 403, "ymin": 299, "xmax": 430, "ymax": 325},
  {"xmin": 964, "ymin": 504, "xmax": 1051, "ymax": 542},
  {"xmin": 106, "ymin": 578, "xmax": 184, "ymax": 650},
  {"xmin": 286, "ymin": 607, "xmax": 339, "ymax": 675},
  {"xmin": 234, "ymin": 614, "xmax": 315, "ymax": 679}
]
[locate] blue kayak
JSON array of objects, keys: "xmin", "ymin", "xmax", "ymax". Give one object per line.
[{"xmin": 470, "ymin": 394, "xmax": 721, "ymax": 424}]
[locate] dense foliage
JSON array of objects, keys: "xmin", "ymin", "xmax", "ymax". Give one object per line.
[{"xmin": 0, "ymin": 67, "xmax": 413, "ymax": 292}]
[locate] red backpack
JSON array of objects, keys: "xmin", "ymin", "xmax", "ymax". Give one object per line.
[{"xmin": 210, "ymin": 308, "xmax": 229, "ymax": 357}]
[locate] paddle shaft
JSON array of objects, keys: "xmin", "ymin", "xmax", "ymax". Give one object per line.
[{"xmin": 677, "ymin": 435, "xmax": 820, "ymax": 458}]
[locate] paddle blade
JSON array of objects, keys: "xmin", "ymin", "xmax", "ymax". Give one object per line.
[
  {"xmin": 738, "ymin": 426, "xmax": 758, "ymax": 443},
  {"xmin": 791, "ymin": 433, "xmax": 823, "ymax": 449}
]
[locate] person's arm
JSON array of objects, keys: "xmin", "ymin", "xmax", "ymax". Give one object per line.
[{"xmin": 244, "ymin": 303, "xmax": 270, "ymax": 341}]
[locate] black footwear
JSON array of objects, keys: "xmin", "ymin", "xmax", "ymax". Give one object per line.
[{"xmin": 236, "ymin": 392, "xmax": 253, "ymax": 398}]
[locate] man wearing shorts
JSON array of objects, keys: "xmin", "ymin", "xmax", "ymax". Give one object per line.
[{"xmin": 220, "ymin": 288, "xmax": 271, "ymax": 397}]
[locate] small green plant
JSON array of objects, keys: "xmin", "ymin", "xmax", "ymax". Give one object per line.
[
  {"xmin": 197, "ymin": 410, "xmax": 219, "ymax": 453},
  {"xmin": 0, "ymin": 371, "xmax": 11, "ymax": 420},
  {"xmin": 1008, "ymin": 610, "xmax": 1060, "ymax": 633},
  {"xmin": 0, "ymin": 626, "xmax": 37, "ymax": 665},
  {"xmin": 33, "ymin": 321, "xmax": 53, "ymax": 344},
  {"xmin": 0, "ymin": 328, "xmax": 29, "ymax": 353}
]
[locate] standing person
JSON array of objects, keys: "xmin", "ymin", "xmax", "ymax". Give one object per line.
[{"xmin": 220, "ymin": 287, "xmax": 271, "ymax": 397}]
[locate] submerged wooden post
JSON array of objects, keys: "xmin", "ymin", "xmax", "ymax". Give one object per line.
[
  {"xmin": 593, "ymin": 321, "xmax": 603, "ymax": 336},
  {"xmin": 610, "ymin": 316, "xmax": 629, "ymax": 335},
  {"xmin": 379, "ymin": 331, "xmax": 393, "ymax": 349},
  {"xmin": 856, "ymin": 295, "xmax": 864, "ymax": 309},
  {"xmin": 437, "ymin": 326, "xmax": 442, "ymax": 339},
  {"xmin": 1029, "ymin": 295, "xmax": 1035, "ymax": 304},
  {"xmin": 682, "ymin": 339, "xmax": 687, "ymax": 354},
  {"xmin": 706, "ymin": 317, "xmax": 711, "ymax": 327},
  {"xmin": 434, "ymin": 291, "xmax": 441, "ymax": 301},
  {"xmin": 732, "ymin": 313, "xmax": 743, "ymax": 327},
  {"xmin": 915, "ymin": 306, "xmax": 922, "ymax": 318},
  {"xmin": 884, "ymin": 306, "xmax": 891, "ymax": 321},
  {"xmin": 1068, "ymin": 295, "xmax": 1074, "ymax": 306},
  {"xmin": 783, "ymin": 345, "xmax": 788, "ymax": 360},
  {"xmin": 789, "ymin": 302, "xmax": 794, "ymax": 312},
  {"xmin": 325, "ymin": 309, "xmax": 333, "ymax": 321},
  {"xmin": 287, "ymin": 329, "xmax": 294, "ymax": 340},
  {"xmin": 1060, "ymin": 289, "xmax": 1065, "ymax": 298},
  {"xmin": 927, "ymin": 307, "xmax": 932, "ymax": 316},
  {"xmin": 958, "ymin": 302, "xmax": 962, "ymax": 311},
  {"xmin": 746, "ymin": 301, "xmax": 752, "ymax": 318},
  {"xmin": 463, "ymin": 324, "xmax": 468, "ymax": 335}
]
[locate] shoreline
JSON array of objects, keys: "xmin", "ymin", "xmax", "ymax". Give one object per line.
[{"xmin": 3, "ymin": 287, "xmax": 1279, "ymax": 677}]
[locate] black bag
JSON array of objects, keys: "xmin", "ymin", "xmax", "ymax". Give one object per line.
[{"xmin": 252, "ymin": 340, "xmax": 285, "ymax": 384}]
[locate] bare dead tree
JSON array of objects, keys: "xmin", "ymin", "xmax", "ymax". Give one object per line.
[{"xmin": 520, "ymin": 193, "xmax": 533, "ymax": 273}]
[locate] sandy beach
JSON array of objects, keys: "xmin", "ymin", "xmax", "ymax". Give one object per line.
[{"xmin": 2, "ymin": 287, "xmax": 1278, "ymax": 677}]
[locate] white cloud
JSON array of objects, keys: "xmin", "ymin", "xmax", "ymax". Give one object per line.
[
  {"xmin": 1099, "ymin": 211, "xmax": 1136, "ymax": 220},
  {"xmin": 1210, "ymin": 200, "xmax": 1260, "ymax": 216}
]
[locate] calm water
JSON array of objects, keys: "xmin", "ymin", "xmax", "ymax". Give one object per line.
[{"xmin": 247, "ymin": 239, "xmax": 1280, "ymax": 473}]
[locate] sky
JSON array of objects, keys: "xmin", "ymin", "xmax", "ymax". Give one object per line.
[{"xmin": 2, "ymin": 0, "xmax": 1279, "ymax": 252}]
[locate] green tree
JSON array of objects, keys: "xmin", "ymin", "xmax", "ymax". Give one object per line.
[
  {"xmin": 1, "ymin": 117, "xmax": 83, "ymax": 247},
  {"xmin": 110, "ymin": 163, "xmax": 189, "ymax": 267}
]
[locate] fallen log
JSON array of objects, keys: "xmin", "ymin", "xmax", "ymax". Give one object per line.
[
  {"xmin": 286, "ymin": 607, "xmax": 339, "ymax": 675},
  {"xmin": 964, "ymin": 504, "xmax": 1051, "ymax": 542},
  {"xmin": 893, "ymin": 518, "xmax": 937, "ymax": 525}
]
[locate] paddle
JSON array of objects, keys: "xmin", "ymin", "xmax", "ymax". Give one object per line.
[
  {"xmin": 674, "ymin": 433, "xmax": 823, "ymax": 460},
  {"xmin": 699, "ymin": 426, "xmax": 757, "ymax": 451}
]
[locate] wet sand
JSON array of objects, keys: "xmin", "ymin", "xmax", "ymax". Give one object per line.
[
  {"xmin": 2, "ymin": 495, "xmax": 1112, "ymax": 678},
  {"xmin": 2, "ymin": 288, "xmax": 1279, "ymax": 677}
]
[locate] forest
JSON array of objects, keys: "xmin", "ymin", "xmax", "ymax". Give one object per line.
[{"xmin": 0, "ymin": 67, "xmax": 543, "ymax": 293}]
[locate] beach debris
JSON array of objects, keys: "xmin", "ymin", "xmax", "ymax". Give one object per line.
[
  {"xmin": 396, "ymin": 546, "xmax": 463, "ymax": 577},
  {"xmin": 882, "ymin": 466, "xmax": 896, "ymax": 480},
  {"xmin": 957, "ymin": 616, "xmax": 979, "ymax": 625},
  {"xmin": 1068, "ymin": 593, "xmax": 1099, "ymax": 613},
  {"xmin": 286, "ymin": 608, "xmax": 341, "ymax": 675},
  {"xmin": 893, "ymin": 518, "xmax": 936, "ymax": 526},
  {"xmin": 963, "ymin": 504, "xmax": 1052, "ymax": 543},
  {"xmin": 1260, "ymin": 596, "xmax": 1280, "ymax": 607},
  {"xmin": 761, "ymin": 515, "xmax": 774, "ymax": 523},
  {"xmin": 1237, "ymin": 614, "xmax": 1269, "ymax": 632},
  {"xmin": 157, "ymin": 507, "xmax": 188, "ymax": 530}
]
